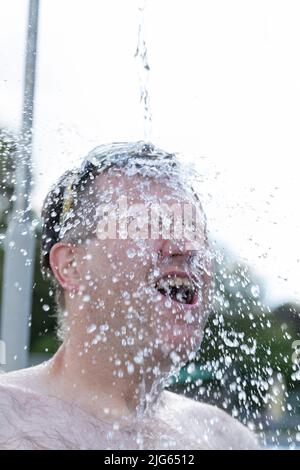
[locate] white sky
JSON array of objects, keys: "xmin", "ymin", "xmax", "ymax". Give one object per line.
[{"xmin": 0, "ymin": 0, "xmax": 300, "ymax": 307}]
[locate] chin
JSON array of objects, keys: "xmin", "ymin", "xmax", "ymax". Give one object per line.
[{"xmin": 153, "ymin": 326, "xmax": 201, "ymax": 365}]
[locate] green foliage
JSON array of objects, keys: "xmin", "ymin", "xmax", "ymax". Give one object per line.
[
  {"xmin": 30, "ymin": 225, "xmax": 59, "ymax": 354},
  {"xmin": 0, "ymin": 129, "xmax": 16, "ymax": 230}
]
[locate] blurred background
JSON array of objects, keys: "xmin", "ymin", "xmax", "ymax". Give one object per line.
[{"xmin": 0, "ymin": 0, "xmax": 300, "ymax": 448}]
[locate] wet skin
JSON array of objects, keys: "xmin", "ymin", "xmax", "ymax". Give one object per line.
[{"xmin": 0, "ymin": 171, "xmax": 259, "ymax": 449}]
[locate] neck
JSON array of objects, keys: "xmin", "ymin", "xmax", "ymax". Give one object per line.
[{"xmin": 46, "ymin": 337, "xmax": 171, "ymax": 423}]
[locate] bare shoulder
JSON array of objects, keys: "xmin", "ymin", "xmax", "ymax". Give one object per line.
[
  {"xmin": 0, "ymin": 378, "xmax": 34, "ymax": 449},
  {"xmin": 0, "ymin": 373, "xmax": 69, "ymax": 450},
  {"xmin": 0, "ymin": 373, "xmax": 114, "ymax": 450},
  {"xmin": 0, "ymin": 367, "xmax": 44, "ymax": 416},
  {"xmin": 160, "ymin": 390, "xmax": 260, "ymax": 449},
  {"xmin": 0, "ymin": 375, "xmax": 31, "ymax": 418}
]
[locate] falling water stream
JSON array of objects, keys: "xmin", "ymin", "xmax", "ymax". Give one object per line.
[{"xmin": 135, "ymin": 0, "xmax": 152, "ymax": 141}]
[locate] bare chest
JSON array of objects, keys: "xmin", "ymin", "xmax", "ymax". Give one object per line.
[{"xmin": 3, "ymin": 397, "xmax": 198, "ymax": 450}]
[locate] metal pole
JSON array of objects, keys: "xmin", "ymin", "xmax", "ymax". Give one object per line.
[{"xmin": 0, "ymin": 0, "xmax": 40, "ymax": 371}]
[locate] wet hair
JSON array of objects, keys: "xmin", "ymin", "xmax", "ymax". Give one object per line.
[
  {"xmin": 40, "ymin": 142, "xmax": 208, "ymax": 339},
  {"xmin": 40, "ymin": 164, "xmax": 102, "ymax": 337}
]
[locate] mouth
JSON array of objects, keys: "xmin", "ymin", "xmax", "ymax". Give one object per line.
[{"xmin": 153, "ymin": 272, "xmax": 198, "ymax": 306}]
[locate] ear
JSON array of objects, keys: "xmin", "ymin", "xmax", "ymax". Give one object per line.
[{"xmin": 49, "ymin": 242, "xmax": 81, "ymax": 293}]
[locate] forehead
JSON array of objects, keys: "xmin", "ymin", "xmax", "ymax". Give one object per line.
[
  {"xmin": 91, "ymin": 170, "xmax": 208, "ymax": 246},
  {"xmin": 93, "ymin": 170, "xmax": 199, "ymax": 206}
]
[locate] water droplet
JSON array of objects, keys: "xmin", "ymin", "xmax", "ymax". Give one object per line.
[
  {"xmin": 251, "ymin": 284, "xmax": 260, "ymax": 298},
  {"xmin": 87, "ymin": 324, "xmax": 97, "ymax": 334},
  {"xmin": 127, "ymin": 363, "xmax": 135, "ymax": 374},
  {"xmin": 134, "ymin": 351, "xmax": 144, "ymax": 364},
  {"xmin": 187, "ymin": 363, "xmax": 195, "ymax": 374},
  {"xmin": 126, "ymin": 248, "xmax": 136, "ymax": 259}
]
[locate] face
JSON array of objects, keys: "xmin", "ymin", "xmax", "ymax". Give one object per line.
[{"xmin": 54, "ymin": 170, "xmax": 213, "ymax": 376}]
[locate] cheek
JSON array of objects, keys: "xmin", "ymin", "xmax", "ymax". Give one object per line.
[
  {"xmin": 110, "ymin": 240, "xmax": 155, "ymax": 281},
  {"xmin": 82, "ymin": 240, "xmax": 157, "ymax": 307}
]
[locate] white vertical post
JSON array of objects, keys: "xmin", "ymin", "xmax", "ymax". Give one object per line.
[{"xmin": 0, "ymin": 0, "xmax": 40, "ymax": 371}]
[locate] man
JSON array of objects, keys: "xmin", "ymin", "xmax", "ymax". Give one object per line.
[{"xmin": 0, "ymin": 141, "xmax": 258, "ymax": 449}]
